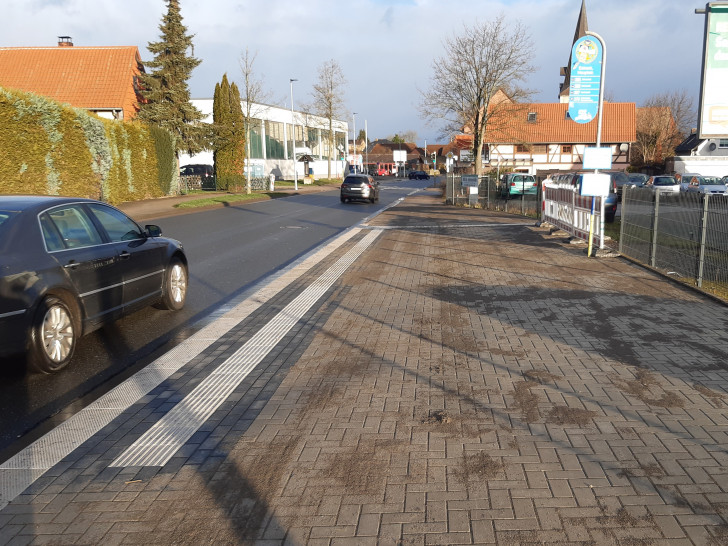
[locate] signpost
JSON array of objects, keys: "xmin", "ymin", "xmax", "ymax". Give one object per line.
[{"xmin": 568, "ymin": 31, "xmax": 607, "ymax": 256}]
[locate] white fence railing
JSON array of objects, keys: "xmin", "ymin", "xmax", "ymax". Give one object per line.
[{"xmin": 542, "ymin": 182, "xmax": 606, "ymax": 249}]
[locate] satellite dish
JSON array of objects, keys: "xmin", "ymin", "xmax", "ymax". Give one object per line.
[{"xmin": 709, "ymin": 142, "xmax": 717, "ymax": 151}]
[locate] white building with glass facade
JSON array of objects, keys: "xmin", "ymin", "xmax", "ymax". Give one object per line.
[{"xmin": 179, "ymin": 99, "xmax": 350, "ymax": 180}]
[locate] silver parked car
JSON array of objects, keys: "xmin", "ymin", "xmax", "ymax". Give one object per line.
[
  {"xmin": 676, "ymin": 173, "xmax": 703, "ymax": 192},
  {"xmin": 685, "ymin": 176, "xmax": 728, "ymax": 195},
  {"xmin": 646, "ymin": 175, "xmax": 680, "ymax": 194}
]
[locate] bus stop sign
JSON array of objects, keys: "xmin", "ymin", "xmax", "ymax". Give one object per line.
[{"xmin": 568, "ymin": 35, "xmax": 603, "ymax": 124}]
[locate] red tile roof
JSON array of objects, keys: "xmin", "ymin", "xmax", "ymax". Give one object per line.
[
  {"xmin": 483, "ymin": 102, "xmax": 636, "ymax": 144},
  {"xmin": 0, "ymin": 46, "xmax": 144, "ymax": 119}
]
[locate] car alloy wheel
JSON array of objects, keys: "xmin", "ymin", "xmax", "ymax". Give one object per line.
[
  {"xmin": 29, "ymin": 296, "xmax": 77, "ymax": 373},
  {"xmin": 159, "ymin": 258, "xmax": 188, "ymax": 311}
]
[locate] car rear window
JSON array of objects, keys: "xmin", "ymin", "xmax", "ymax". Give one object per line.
[
  {"xmin": 344, "ymin": 176, "xmax": 366, "ymax": 184},
  {"xmin": 654, "ymin": 177, "xmax": 676, "ymax": 186}
]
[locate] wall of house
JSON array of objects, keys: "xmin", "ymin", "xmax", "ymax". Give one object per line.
[
  {"xmin": 667, "ymin": 156, "xmax": 728, "ymax": 177},
  {"xmin": 697, "ymin": 138, "xmax": 728, "ymax": 157},
  {"xmin": 488, "ymin": 143, "xmax": 630, "ymax": 175}
]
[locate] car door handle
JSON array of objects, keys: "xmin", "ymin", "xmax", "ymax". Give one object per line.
[
  {"xmin": 120, "ymin": 251, "xmax": 131, "ymax": 260},
  {"xmin": 64, "ymin": 260, "xmax": 79, "ymax": 270}
]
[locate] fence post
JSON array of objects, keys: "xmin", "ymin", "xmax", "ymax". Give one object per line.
[
  {"xmin": 486, "ymin": 176, "xmax": 490, "ymax": 209},
  {"xmin": 650, "ymin": 190, "xmax": 660, "ymax": 268},
  {"xmin": 572, "ymin": 185, "xmax": 576, "ymax": 234},
  {"xmin": 619, "ymin": 188, "xmax": 625, "ymax": 255},
  {"xmin": 697, "ymin": 194, "xmax": 709, "ymax": 288},
  {"xmin": 521, "ymin": 191, "xmax": 525, "ymax": 215}
]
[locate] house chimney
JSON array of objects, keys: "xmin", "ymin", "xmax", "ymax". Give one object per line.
[{"xmin": 58, "ymin": 36, "xmax": 73, "ymax": 47}]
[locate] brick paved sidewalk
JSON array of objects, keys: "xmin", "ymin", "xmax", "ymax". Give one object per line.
[{"xmin": 2, "ymin": 192, "xmax": 727, "ymax": 545}]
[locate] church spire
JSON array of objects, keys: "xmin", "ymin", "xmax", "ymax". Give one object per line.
[{"xmin": 559, "ymin": 0, "xmax": 589, "ymax": 102}]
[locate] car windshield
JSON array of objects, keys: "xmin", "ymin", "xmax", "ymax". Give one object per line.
[
  {"xmin": 653, "ymin": 177, "xmax": 676, "ymax": 186},
  {"xmin": 702, "ymin": 177, "xmax": 722, "ymax": 185},
  {"xmin": 613, "ymin": 172, "xmax": 630, "ymax": 185}
]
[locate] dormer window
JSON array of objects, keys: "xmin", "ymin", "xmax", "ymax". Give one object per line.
[{"xmin": 527, "ymin": 112, "xmax": 537, "ymax": 123}]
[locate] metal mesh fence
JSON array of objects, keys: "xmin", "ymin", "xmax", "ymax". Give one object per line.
[
  {"xmin": 444, "ymin": 174, "xmax": 542, "ymax": 217},
  {"xmin": 179, "ymin": 176, "xmax": 271, "ymax": 193},
  {"xmin": 620, "ymin": 186, "xmax": 728, "ymax": 300}
]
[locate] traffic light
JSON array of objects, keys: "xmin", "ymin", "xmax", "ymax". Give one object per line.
[{"xmin": 431, "ymin": 152, "xmax": 436, "ymax": 165}]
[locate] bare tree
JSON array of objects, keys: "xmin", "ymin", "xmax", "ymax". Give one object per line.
[
  {"xmin": 311, "ymin": 59, "xmax": 347, "ymax": 179},
  {"xmin": 634, "ymin": 90, "xmax": 695, "ymax": 167},
  {"xmin": 419, "ymin": 15, "xmax": 534, "ymax": 175},
  {"xmin": 239, "ymin": 48, "xmax": 273, "ymax": 193},
  {"xmin": 389, "ymin": 130, "xmax": 418, "ymax": 144}
]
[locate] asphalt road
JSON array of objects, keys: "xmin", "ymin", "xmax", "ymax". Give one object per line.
[{"xmin": 0, "ymin": 178, "xmax": 431, "ymax": 461}]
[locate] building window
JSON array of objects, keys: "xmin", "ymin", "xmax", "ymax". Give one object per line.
[
  {"xmin": 308, "ymin": 128, "xmax": 321, "ymax": 157},
  {"xmin": 719, "ymin": 139, "xmax": 728, "ymax": 148},
  {"xmin": 335, "ymin": 131, "xmax": 347, "ymax": 159},
  {"xmin": 562, "ymin": 145, "xmax": 572, "ymax": 153},
  {"xmin": 532, "ymin": 144, "xmax": 547, "ymax": 154},
  {"xmin": 247, "ymin": 119, "xmax": 263, "ymax": 159},
  {"xmin": 286, "ymin": 124, "xmax": 305, "ymax": 159},
  {"xmin": 321, "ymin": 129, "xmax": 331, "ymax": 157},
  {"xmin": 515, "ymin": 144, "xmax": 529, "ymax": 153},
  {"xmin": 527, "ymin": 112, "xmax": 537, "ymax": 123},
  {"xmin": 265, "ymin": 121, "xmax": 285, "ymax": 159}
]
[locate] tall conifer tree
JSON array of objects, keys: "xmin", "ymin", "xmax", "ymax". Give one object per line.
[
  {"xmin": 138, "ymin": 0, "xmax": 205, "ymax": 158},
  {"xmin": 213, "ymin": 74, "xmax": 245, "ymax": 192}
]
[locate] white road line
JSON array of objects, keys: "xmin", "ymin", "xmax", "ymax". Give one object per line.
[
  {"xmin": 110, "ymin": 229, "xmax": 382, "ymax": 467},
  {"xmin": 366, "ymin": 223, "xmax": 530, "ymax": 230},
  {"xmin": 0, "ymin": 226, "xmax": 365, "ymax": 510}
]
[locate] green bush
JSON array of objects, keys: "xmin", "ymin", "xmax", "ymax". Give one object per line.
[{"xmin": 0, "ymin": 86, "xmax": 175, "ymax": 204}]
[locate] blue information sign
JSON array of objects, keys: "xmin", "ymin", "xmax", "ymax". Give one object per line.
[{"xmin": 568, "ymin": 36, "xmax": 603, "ymax": 124}]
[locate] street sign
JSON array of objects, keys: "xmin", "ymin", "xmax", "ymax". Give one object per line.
[
  {"xmin": 580, "ymin": 173, "xmax": 610, "ymax": 197},
  {"xmin": 583, "ymin": 146, "xmax": 612, "ymax": 170},
  {"xmin": 461, "ymin": 175, "xmax": 479, "ymax": 187},
  {"xmin": 568, "ymin": 35, "xmax": 604, "ymax": 124},
  {"xmin": 698, "ymin": 3, "xmax": 728, "ymax": 138}
]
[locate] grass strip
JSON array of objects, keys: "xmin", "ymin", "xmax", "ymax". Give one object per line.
[{"xmin": 174, "ymin": 192, "xmax": 289, "ymax": 209}]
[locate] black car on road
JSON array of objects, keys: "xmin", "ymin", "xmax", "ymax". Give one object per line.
[
  {"xmin": 408, "ymin": 170, "xmax": 430, "ymax": 180},
  {"xmin": 0, "ymin": 195, "xmax": 188, "ymax": 373},
  {"xmin": 340, "ymin": 174, "xmax": 379, "ymax": 203}
]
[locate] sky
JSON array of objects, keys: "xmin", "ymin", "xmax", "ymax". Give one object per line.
[{"xmin": 4, "ymin": 0, "xmax": 710, "ymax": 146}]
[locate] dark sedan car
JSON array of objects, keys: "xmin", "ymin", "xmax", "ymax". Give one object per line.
[
  {"xmin": 408, "ymin": 170, "xmax": 430, "ymax": 180},
  {"xmin": 0, "ymin": 195, "xmax": 188, "ymax": 373},
  {"xmin": 340, "ymin": 174, "xmax": 379, "ymax": 203}
]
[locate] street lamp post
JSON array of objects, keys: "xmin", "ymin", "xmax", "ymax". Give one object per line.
[
  {"xmin": 352, "ymin": 112, "xmax": 357, "ymax": 173},
  {"xmin": 290, "ymin": 78, "xmax": 298, "ymax": 190},
  {"xmin": 365, "ymin": 120, "xmax": 368, "ymax": 174}
]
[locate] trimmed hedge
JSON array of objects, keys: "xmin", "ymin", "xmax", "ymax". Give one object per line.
[{"xmin": 0, "ymin": 86, "xmax": 176, "ymax": 204}]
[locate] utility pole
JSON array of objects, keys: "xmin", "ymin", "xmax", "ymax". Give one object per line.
[{"xmin": 290, "ymin": 78, "xmax": 298, "ymax": 190}]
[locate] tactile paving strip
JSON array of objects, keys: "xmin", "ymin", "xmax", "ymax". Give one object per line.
[{"xmin": 110, "ymin": 229, "xmax": 381, "ymax": 467}]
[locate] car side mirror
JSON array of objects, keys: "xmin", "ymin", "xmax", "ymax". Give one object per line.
[{"xmin": 145, "ymin": 224, "xmax": 162, "ymax": 237}]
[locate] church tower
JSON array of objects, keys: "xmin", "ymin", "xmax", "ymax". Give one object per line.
[{"xmin": 558, "ymin": 0, "xmax": 589, "ymax": 103}]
